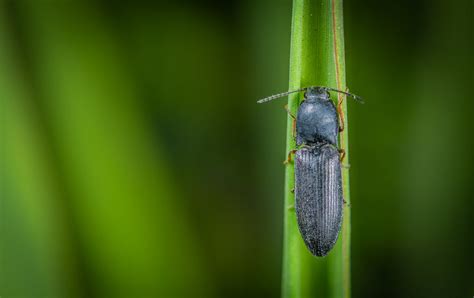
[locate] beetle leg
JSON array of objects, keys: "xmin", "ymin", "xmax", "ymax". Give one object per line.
[
  {"xmin": 284, "ymin": 104, "xmax": 296, "ymax": 119},
  {"xmin": 284, "ymin": 104, "xmax": 297, "ymax": 139},
  {"xmin": 337, "ymin": 94, "xmax": 345, "ymax": 132},
  {"xmin": 283, "ymin": 149, "xmax": 298, "ymax": 165},
  {"xmin": 337, "ymin": 88, "xmax": 352, "ymax": 132},
  {"xmin": 338, "ymin": 148, "xmax": 346, "ymax": 162}
]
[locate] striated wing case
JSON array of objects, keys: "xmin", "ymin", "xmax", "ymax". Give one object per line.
[{"xmin": 294, "ymin": 145, "xmax": 343, "ymax": 256}]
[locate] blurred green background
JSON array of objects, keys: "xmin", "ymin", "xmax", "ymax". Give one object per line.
[{"xmin": 1, "ymin": 0, "xmax": 473, "ymax": 297}]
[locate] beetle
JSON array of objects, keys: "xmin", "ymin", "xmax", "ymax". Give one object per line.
[{"xmin": 258, "ymin": 86, "xmax": 362, "ymax": 256}]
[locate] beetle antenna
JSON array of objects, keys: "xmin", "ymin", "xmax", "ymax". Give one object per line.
[
  {"xmin": 323, "ymin": 87, "xmax": 364, "ymax": 103},
  {"xmin": 257, "ymin": 87, "xmax": 308, "ymax": 104}
]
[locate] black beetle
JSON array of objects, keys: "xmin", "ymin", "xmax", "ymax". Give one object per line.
[{"xmin": 258, "ymin": 86, "xmax": 362, "ymax": 256}]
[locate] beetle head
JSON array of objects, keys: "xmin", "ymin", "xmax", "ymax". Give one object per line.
[{"xmin": 305, "ymin": 87, "xmax": 331, "ymax": 102}]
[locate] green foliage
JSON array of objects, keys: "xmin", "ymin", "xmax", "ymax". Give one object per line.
[{"xmin": 1, "ymin": 0, "xmax": 473, "ymax": 297}]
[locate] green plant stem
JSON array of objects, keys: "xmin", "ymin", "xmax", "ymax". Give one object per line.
[{"xmin": 282, "ymin": 0, "xmax": 351, "ymax": 297}]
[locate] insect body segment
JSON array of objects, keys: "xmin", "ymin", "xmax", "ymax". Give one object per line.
[
  {"xmin": 296, "ymin": 88, "xmax": 339, "ymax": 147},
  {"xmin": 258, "ymin": 86, "xmax": 361, "ymax": 257},
  {"xmin": 295, "ymin": 145, "xmax": 343, "ymax": 256}
]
